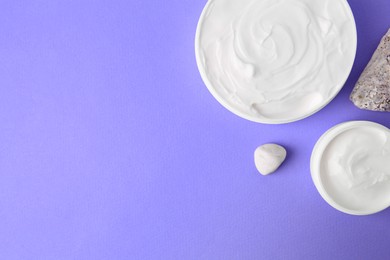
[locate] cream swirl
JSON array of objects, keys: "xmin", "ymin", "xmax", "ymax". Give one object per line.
[
  {"xmin": 329, "ymin": 128, "xmax": 390, "ymax": 190},
  {"xmin": 196, "ymin": 0, "xmax": 356, "ymax": 123}
]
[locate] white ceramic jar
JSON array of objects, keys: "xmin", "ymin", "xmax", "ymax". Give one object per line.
[
  {"xmin": 311, "ymin": 121, "xmax": 390, "ymax": 215},
  {"xmin": 195, "ymin": 0, "xmax": 357, "ymax": 123}
]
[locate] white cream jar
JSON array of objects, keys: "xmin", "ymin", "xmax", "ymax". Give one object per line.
[
  {"xmin": 195, "ymin": 0, "xmax": 357, "ymax": 123},
  {"xmin": 311, "ymin": 121, "xmax": 390, "ymax": 215}
]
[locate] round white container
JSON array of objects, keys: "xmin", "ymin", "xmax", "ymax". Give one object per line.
[
  {"xmin": 311, "ymin": 121, "xmax": 390, "ymax": 215},
  {"xmin": 195, "ymin": 0, "xmax": 357, "ymax": 124}
]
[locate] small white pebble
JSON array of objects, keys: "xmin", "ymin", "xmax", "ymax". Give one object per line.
[{"xmin": 254, "ymin": 144, "xmax": 287, "ymax": 175}]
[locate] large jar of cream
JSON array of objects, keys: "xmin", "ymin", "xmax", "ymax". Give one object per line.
[{"xmin": 196, "ymin": 0, "xmax": 357, "ymax": 123}]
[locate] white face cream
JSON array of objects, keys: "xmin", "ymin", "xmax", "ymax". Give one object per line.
[
  {"xmin": 195, "ymin": 0, "xmax": 357, "ymax": 123},
  {"xmin": 311, "ymin": 121, "xmax": 390, "ymax": 215}
]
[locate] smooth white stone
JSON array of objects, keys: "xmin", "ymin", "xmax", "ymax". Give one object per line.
[{"xmin": 254, "ymin": 144, "xmax": 287, "ymax": 175}]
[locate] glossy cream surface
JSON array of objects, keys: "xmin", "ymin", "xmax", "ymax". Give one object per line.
[{"xmin": 196, "ymin": 0, "xmax": 356, "ymax": 123}]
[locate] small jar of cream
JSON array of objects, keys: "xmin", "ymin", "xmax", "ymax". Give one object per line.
[{"xmin": 311, "ymin": 121, "xmax": 390, "ymax": 215}]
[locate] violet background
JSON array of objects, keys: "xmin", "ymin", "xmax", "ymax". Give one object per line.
[{"xmin": 0, "ymin": 0, "xmax": 389, "ymax": 259}]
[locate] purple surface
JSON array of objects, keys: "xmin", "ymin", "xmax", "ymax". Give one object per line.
[{"xmin": 0, "ymin": 0, "xmax": 389, "ymax": 259}]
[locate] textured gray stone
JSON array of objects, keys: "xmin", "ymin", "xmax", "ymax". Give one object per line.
[{"xmin": 350, "ymin": 28, "xmax": 390, "ymax": 111}]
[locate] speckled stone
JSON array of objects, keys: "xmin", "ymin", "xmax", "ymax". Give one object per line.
[{"xmin": 350, "ymin": 28, "xmax": 390, "ymax": 111}]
